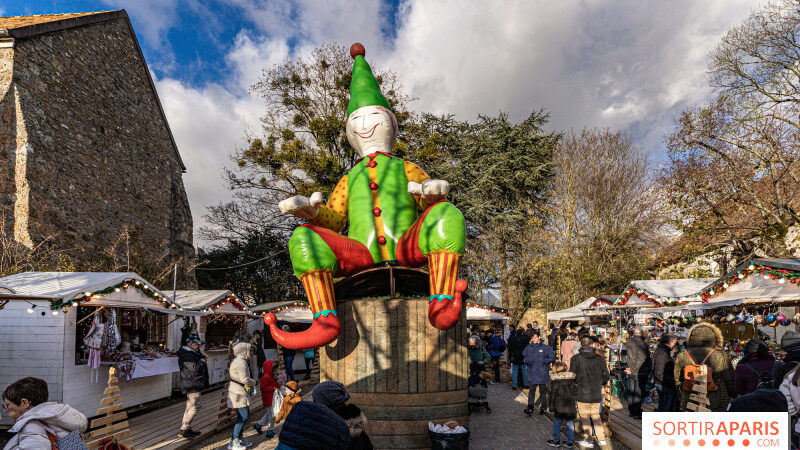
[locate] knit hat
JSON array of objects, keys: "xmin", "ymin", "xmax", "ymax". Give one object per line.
[
  {"xmin": 781, "ymin": 331, "xmax": 800, "ymax": 351},
  {"xmin": 347, "ymin": 43, "xmax": 391, "ymax": 116},
  {"xmin": 312, "ymin": 381, "xmax": 350, "ymax": 407},
  {"xmin": 187, "ymin": 335, "xmax": 204, "ymax": 345},
  {"xmin": 744, "ymin": 338, "xmax": 766, "ymax": 355}
]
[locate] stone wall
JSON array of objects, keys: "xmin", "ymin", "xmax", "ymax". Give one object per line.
[
  {"xmin": 0, "ymin": 46, "xmax": 14, "ymax": 234},
  {"xmin": 0, "ymin": 17, "xmax": 195, "ymax": 287}
]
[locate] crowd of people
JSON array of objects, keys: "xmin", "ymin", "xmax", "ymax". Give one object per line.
[
  {"xmin": 7, "ymin": 321, "xmax": 800, "ymax": 449},
  {"xmin": 467, "ymin": 319, "xmax": 800, "ymax": 449},
  {"xmin": 468, "ymin": 322, "xmax": 610, "ymax": 449}
]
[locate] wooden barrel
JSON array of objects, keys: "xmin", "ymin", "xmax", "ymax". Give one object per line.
[{"xmin": 321, "ymin": 296, "xmax": 468, "ymax": 449}]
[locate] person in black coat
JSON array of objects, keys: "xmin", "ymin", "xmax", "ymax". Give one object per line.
[
  {"xmin": 177, "ymin": 335, "xmax": 209, "ymax": 438},
  {"xmin": 547, "ymin": 324, "xmax": 559, "ymax": 350},
  {"xmin": 312, "ymin": 381, "xmax": 373, "ymax": 450},
  {"xmin": 547, "ymin": 361, "xmax": 577, "ymax": 447},
  {"xmin": 652, "ymin": 334, "xmax": 677, "ymax": 412},
  {"xmin": 507, "ymin": 327, "xmax": 529, "ymax": 390},
  {"xmin": 277, "ymin": 401, "xmax": 351, "ymax": 450},
  {"xmin": 570, "ymin": 337, "xmax": 610, "ymax": 448},
  {"xmin": 625, "ymin": 326, "xmax": 652, "ymax": 419}
]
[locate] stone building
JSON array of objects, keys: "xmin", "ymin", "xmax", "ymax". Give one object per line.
[{"xmin": 0, "ymin": 11, "xmax": 196, "ymax": 287}]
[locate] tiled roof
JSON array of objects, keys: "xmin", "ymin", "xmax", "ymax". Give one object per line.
[{"xmin": 0, "ymin": 12, "xmax": 112, "ymax": 30}]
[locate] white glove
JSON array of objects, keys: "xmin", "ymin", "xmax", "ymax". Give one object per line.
[
  {"xmin": 278, "ymin": 192, "xmax": 323, "ymax": 220},
  {"xmin": 407, "ymin": 179, "xmax": 449, "ymax": 203}
]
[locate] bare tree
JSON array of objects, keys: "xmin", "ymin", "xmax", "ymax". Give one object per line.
[
  {"xmin": 661, "ymin": 0, "xmax": 800, "ymax": 261},
  {"xmin": 532, "ymin": 128, "xmax": 669, "ymax": 310}
]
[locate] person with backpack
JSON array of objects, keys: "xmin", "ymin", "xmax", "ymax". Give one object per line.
[
  {"xmin": 228, "ymin": 342, "xmax": 257, "ymax": 450},
  {"xmin": 488, "ymin": 329, "xmax": 507, "ymax": 385},
  {"xmin": 673, "ymin": 322, "xmax": 734, "ymax": 412},
  {"xmin": 733, "ymin": 338, "xmax": 777, "ymax": 396},
  {"xmin": 547, "ymin": 361, "xmax": 577, "ymax": 448},
  {"xmin": 652, "ymin": 334, "xmax": 678, "ymax": 412},
  {"xmin": 624, "ymin": 326, "xmax": 652, "ymax": 419},
  {"xmin": 2, "ymin": 377, "xmax": 88, "ymax": 450}
]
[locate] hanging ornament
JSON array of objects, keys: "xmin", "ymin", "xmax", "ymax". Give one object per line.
[{"xmin": 767, "ymin": 314, "xmax": 776, "ymax": 325}]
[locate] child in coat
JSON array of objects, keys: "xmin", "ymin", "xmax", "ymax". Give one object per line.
[
  {"xmin": 548, "ymin": 361, "xmax": 577, "ymax": 448},
  {"xmin": 253, "ymin": 360, "xmax": 279, "ymax": 438},
  {"xmin": 275, "ymin": 381, "xmax": 302, "ymax": 425}
]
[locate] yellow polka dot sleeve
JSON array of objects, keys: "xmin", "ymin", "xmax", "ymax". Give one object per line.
[
  {"xmin": 404, "ymin": 160, "xmax": 433, "ymax": 210},
  {"xmin": 309, "ymin": 174, "xmax": 349, "ymax": 232}
]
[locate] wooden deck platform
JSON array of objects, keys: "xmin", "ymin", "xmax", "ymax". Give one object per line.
[
  {"xmin": 128, "ymin": 389, "xmax": 264, "ymax": 450},
  {"xmin": 606, "ymin": 394, "xmax": 652, "ymax": 450}
]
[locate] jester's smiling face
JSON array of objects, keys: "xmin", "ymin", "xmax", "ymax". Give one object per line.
[{"xmin": 346, "ymin": 105, "xmax": 398, "ymax": 158}]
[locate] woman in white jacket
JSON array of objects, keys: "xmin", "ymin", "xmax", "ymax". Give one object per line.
[
  {"xmin": 227, "ymin": 342, "xmax": 256, "ymax": 450},
  {"xmin": 2, "ymin": 377, "xmax": 87, "ymax": 450}
]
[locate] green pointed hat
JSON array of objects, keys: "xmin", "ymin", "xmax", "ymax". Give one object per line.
[{"xmin": 347, "ymin": 43, "xmax": 391, "ymax": 116}]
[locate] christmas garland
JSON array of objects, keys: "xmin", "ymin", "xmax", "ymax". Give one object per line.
[
  {"xmin": 466, "ymin": 302, "xmax": 508, "ymax": 316},
  {"xmin": 204, "ymin": 295, "xmax": 248, "ymax": 312},
  {"xmin": 49, "ymin": 278, "xmax": 177, "ymax": 311},
  {"xmin": 698, "ymin": 260, "xmax": 800, "ymax": 302},
  {"xmin": 615, "ymin": 284, "xmax": 689, "ymax": 307},
  {"xmin": 252, "ymin": 301, "xmax": 311, "ymax": 315},
  {"xmin": 590, "ymin": 297, "xmax": 613, "ymax": 308}
]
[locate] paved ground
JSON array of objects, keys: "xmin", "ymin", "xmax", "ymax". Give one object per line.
[{"xmin": 193, "ymin": 382, "xmax": 631, "ymax": 449}]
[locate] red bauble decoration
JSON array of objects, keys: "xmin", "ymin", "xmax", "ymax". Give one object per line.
[{"xmin": 350, "ymin": 42, "xmax": 365, "ymax": 59}]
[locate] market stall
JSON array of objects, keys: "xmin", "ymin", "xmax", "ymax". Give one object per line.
[
  {"xmin": 0, "ymin": 272, "xmax": 194, "ymax": 425},
  {"xmin": 659, "ymin": 259, "xmax": 800, "ymax": 361},
  {"xmin": 170, "ymin": 290, "xmax": 251, "ymax": 385}
]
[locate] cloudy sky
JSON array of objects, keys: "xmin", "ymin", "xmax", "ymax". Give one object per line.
[{"xmin": 4, "ymin": 0, "xmax": 763, "ymax": 246}]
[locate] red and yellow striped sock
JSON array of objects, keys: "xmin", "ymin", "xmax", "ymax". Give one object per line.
[
  {"xmin": 300, "ymin": 270, "xmax": 337, "ymax": 318},
  {"xmin": 428, "ymin": 251, "xmax": 461, "ymax": 300}
]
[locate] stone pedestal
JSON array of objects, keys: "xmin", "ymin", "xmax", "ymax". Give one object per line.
[{"xmin": 321, "ymin": 267, "xmax": 468, "ymax": 449}]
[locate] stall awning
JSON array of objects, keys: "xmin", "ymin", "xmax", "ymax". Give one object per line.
[
  {"xmin": 696, "ymin": 259, "xmax": 800, "ymax": 307},
  {"xmin": 547, "ymin": 298, "xmax": 597, "ymax": 321},
  {"xmin": 615, "ymin": 278, "xmax": 717, "ymax": 306},
  {"xmin": 250, "ymin": 301, "xmax": 313, "ymax": 323},
  {"xmin": 171, "ymin": 290, "xmax": 250, "ymax": 314},
  {"xmin": 0, "ymin": 272, "xmax": 181, "ymax": 312},
  {"xmin": 0, "ymin": 272, "xmax": 164, "ymax": 301}
]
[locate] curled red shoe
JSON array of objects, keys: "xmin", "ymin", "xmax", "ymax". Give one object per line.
[
  {"xmin": 428, "ymin": 279, "xmax": 467, "ymax": 330},
  {"xmin": 264, "ymin": 312, "xmax": 340, "ymax": 350}
]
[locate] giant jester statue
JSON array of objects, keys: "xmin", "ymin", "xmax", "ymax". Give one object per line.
[{"xmin": 264, "ymin": 43, "xmax": 467, "ymax": 349}]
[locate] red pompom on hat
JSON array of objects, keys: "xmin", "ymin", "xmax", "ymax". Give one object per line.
[{"xmin": 350, "ymin": 42, "xmax": 365, "ymax": 59}]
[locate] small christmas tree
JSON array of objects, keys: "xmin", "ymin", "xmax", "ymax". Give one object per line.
[{"xmin": 86, "ymin": 367, "xmax": 134, "ymax": 449}]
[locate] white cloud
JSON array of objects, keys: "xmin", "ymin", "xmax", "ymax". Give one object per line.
[
  {"xmin": 154, "ymin": 0, "xmax": 763, "ymax": 245},
  {"xmin": 153, "ymin": 33, "xmax": 290, "ymax": 241},
  {"xmin": 388, "ymin": 0, "xmax": 759, "ymax": 142}
]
